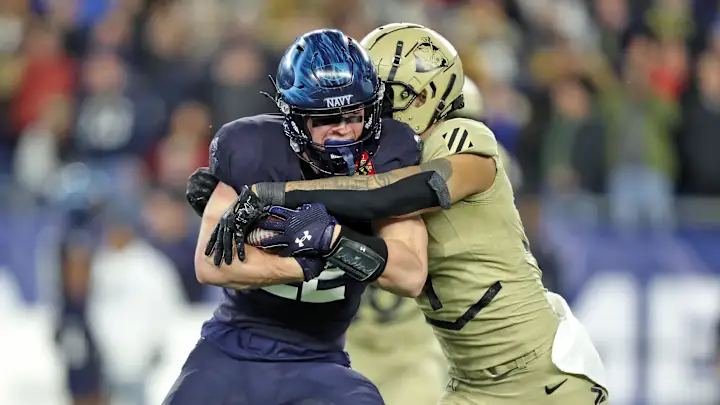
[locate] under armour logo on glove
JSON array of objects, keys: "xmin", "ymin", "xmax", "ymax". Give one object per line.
[
  {"xmin": 296, "ymin": 231, "xmax": 312, "ymax": 247},
  {"xmin": 254, "ymin": 204, "xmax": 337, "ymax": 257}
]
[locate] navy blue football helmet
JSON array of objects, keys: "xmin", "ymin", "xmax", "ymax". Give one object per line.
[{"xmin": 271, "ymin": 29, "xmax": 384, "ymax": 176}]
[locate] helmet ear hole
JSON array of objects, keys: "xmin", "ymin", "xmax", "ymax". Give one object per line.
[{"xmin": 414, "ymin": 89, "xmax": 428, "ymax": 107}]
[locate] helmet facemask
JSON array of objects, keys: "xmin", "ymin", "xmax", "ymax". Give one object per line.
[
  {"xmin": 274, "ymin": 81, "xmax": 385, "ymax": 176},
  {"xmin": 383, "ymin": 75, "xmax": 464, "ymax": 134}
]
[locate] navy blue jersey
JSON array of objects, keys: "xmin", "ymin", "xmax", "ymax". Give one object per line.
[{"xmin": 202, "ymin": 113, "xmax": 420, "ymax": 360}]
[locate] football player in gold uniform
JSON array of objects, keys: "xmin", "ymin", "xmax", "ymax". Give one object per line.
[
  {"xmin": 247, "ymin": 24, "xmax": 609, "ymax": 405},
  {"xmin": 344, "ymin": 283, "xmax": 446, "ymax": 405},
  {"xmin": 345, "ymin": 76, "xmax": 531, "ymax": 405}
]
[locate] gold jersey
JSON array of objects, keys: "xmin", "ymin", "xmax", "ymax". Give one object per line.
[
  {"xmin": 346, "ymin": 287, "xmax": 447, "ymax": 405},
  {"xmin": 347, "ymin": 286, "xmax": 433, "ymax": 351},
  {"xmin": 417, "ymin": 118, "xmax": 559, "ymax": 374}
]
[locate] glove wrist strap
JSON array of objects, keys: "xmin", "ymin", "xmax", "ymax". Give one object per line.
[{"xmin": 323, "ymin": 227, "xmax": 387, "ymax": 282}]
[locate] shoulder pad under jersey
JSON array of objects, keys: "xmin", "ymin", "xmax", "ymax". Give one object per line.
[
  {"xmin": 421, "ymin": 118, "xmax": 498, "ymax": 162},
  {"xmin": 209, "ymin": 114, "xmax": 297, "ymax": 192},
  {"xmin": 366, "ymin": 118, "xmax": 422, "ymax": 174}
]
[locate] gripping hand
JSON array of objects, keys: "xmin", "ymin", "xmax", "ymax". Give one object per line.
[
  {"xmin": 204, "ymin": 186, "xmax": 265, "ymax": 265},
  {"xmin": 255, "ymin": 203, "xmax": 337, "ymax": 258}
]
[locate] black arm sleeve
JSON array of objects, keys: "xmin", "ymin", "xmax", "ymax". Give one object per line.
[{"xmin": 282, "ymin": 171, "xmax": 446, "ymax": 221}]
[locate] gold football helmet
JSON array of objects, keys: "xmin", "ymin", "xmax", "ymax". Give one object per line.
[{"xmin": 360, "ymin": 23, "xmax": 465, "ymax": 134}]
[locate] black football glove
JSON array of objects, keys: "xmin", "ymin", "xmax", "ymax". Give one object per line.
[
  {"xmin": 205, "ymin": 186, "xmax": 266, "ymax": 265},
  {"xmin": 186, "ymin": 167, "xmax": 219, "ymax": 217},
  {"xmin": 295, "ymin": 256, "xmax": 327, "ymax": 281}
]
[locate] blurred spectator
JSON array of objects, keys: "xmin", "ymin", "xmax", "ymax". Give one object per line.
[
  {"xmin": 645, "ymin": 0, "xmax": 694, "ymax": 41},
  {"xmin": 483, "ymin": 82, "xmax": 530, "ymax": 154},
  {"xmin": 41, "ymin": 0, "xmax": 111, "ymax": 30},
  {"xmin": 516, "ymin": 0, "xmax": 598, "ymax": 52},
  {"xmin": 543, "ymin": 77, "xmax": 606, "ymax": 194},
  {"xmin": 13, "ymin": 94, "xmax": 73, "ymax": 196},
  {"xmin": 677, "ymin": 51, "xmax": 720, "ymax": 195},
  {"xmin": 140, "ymin": 3, "xmax": 204, "ymax": 111},
  {"xmin": 55, "ymin": 193, "xmax": 105, "ymax": 405},
  {"xmin": 74, "ymin": 51, "xmax": 163, "ymax": 159},
  {"xmin": 0, "ymin": 0, "xmax": 27, "ymax": 51},
  {"xmin": 0, "ymin": 0, "xmax": 26, "ymax": 105},
  {"xmin": 149, "ymin": 101, "xmax": 210, "ymax": 192},
  {"xmin": 527, "ymin": 41, "xmax": 586, "ymax": 88},
  {"xmin": 142, "ymin": 186, "xmax": 204, "ymax": 303},
  {"xmin": 87, "ymin": 8, "xmax": 135, "ymax": 59},
  {"xmin": 457, "ymin": 1, "xmax": 522, "ymax": 85},
  {"xmin": 9, "ymin": 21, "xmax": 76, "ymax": 136},
  {"xmin": 173, "ymin": 0, "xmax": 230, "ymax": 62},
  {"xmin": 88, "ymin": 211, "xmax": 185, "ymax": 405},
  {"xmin": 208, "ymin": 42, "xmax": 276, "ymax": 129},
  {"xmin": 539, "ymin": 76, "xmax": 604, "ymax": 228},
  {"xmin": 589, "ymin": 35, "xmax": 680, "ymax": 231},
  {"xmin": 649, "ymin": 38, "xmax": 689, "ymax": 101},
  {"xmin": 594, "ymin": 0, "xmax": 631, "ymax": 65},
  {"xmin": 686, "ymin": 2, "xmax": 720, "ymax": 55},
  {"xmin": 72, "ymin": 51, "xmax": 163, "ymax": 210},
  {"xmin": 55, "ymin": 229, "xmax": 104, "ymax": 405}
]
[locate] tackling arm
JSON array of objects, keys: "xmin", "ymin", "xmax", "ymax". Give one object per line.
[
  {"xmin": 316, "ymin": 216, "xmax": 427, "ymax": 296},
  {"xmin": 371, "ymin": 217, "xmax": 428, "ymax": 297},
  {"xmin": 194, "ymin": 182, "xmax": 304, "ymax": 289},
  {"xmin": 254, "ymin": 153, "xmax": 496, "ymax": 221}
]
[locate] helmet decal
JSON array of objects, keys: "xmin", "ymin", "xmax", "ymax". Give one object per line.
[{"xmin": 414, "ymin": 37, "xmax": 448, "ymax": 73}]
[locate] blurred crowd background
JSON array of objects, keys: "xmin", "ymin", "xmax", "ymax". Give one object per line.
[{"xmin": 0, "ymin": 0, "xmax": 719, "ymax": 404}]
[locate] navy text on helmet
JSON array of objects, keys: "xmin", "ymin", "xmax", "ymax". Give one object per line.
[{"xmin": 273, "ymin": 29, "xmax": 384, "ymax": 176}]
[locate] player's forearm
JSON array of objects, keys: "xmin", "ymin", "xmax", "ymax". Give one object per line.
[
  {"xmin": 374, "ymin": 239, "xmax": 427, "ymax": 298},
  {"xmin": 253, "ymin": 160, "xmax": 454, "ymax": 220},
  {"xmin": 369, "ymin": 217, "xmax": 428, "ymax": 298},
  {"xmin": 194, "ymin": 241, "xmax": 303, "ymax": 288}
]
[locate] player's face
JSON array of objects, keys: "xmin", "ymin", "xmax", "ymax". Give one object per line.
[{"xmin": 306, "ymin": 109, "xmax": 365, "ymax": 146}]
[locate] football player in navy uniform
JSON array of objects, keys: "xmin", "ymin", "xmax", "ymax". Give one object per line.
[
  {"xmin": 53, "ymin": 165, "xmax": 107, "ymax": 405},
  {"xmin": 164, "ymin": 29, "xmax": 427, "ymax": 405}
]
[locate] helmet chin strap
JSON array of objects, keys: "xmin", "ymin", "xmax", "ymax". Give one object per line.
[{"xmin": 324, "ymin": 139, "xmax": 357, "ymax": 176}]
